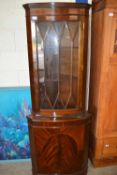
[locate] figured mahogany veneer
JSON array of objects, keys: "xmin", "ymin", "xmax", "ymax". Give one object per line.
[
  {"xmin": 89, "ymin": 0, "xmax": 117, "ymax": 167},
  {"xmin": 23, "ymin": 3, "xmax": 90, "ymax": 175},
  {"xmin": 28, "ymin": 112, "xmax": 90, "ymax": 175}
]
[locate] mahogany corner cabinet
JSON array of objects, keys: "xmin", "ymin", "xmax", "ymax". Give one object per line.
[{"xmin": 23, "ymin": 3, "xmax": 91, "ymax": 175}]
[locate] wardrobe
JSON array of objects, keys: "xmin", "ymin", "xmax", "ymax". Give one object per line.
[{"xmin": 89, "ymin": 0, "xmax": 117, "ymax": 167}]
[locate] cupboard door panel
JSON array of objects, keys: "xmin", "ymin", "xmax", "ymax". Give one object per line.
[
  {"xmin": 104, "ymin": 67, "xmax": 117, "ymax": 135},
  {"xmin": 103, "ymin": 13, "xmax": 117, "ymax": 136}
]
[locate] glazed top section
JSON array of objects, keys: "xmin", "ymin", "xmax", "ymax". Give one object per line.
[
  {"xmin": 23, "ymin": 2, "xmax": 91, "ymax": 17},
  {"xmin": 23, "ymin": 2, "xmax": 90, "ymax": 114}
]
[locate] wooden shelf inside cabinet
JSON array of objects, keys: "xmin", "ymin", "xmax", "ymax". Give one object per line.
[{"xmin": 23, "ymin": 2, "xmax": 91, "ymax": 175}]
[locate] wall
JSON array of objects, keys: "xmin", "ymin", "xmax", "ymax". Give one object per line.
[
  {"xmin": 0, "ymin": 0, "xmax": 28, "ymax": 87},
  {"xmin": 0, "ymin": 0, "xmax": 90, "ymax": 87}
]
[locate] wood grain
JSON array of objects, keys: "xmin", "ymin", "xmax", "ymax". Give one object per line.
[
  {"xmin": 93, "ymin": 0, "xmax": 117, "ymax": 11},
  {"xmin": 89, "ymin": 0, "xmax": 117, "ymax": 167},
  {"xmin": 28, "ymin": 112, "xmax": 90, "ymax": 175}
]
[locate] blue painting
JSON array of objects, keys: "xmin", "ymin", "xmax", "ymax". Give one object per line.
[
  {"xmin": 0, "ymin": 87, "xmax": 31, "ymax": 160},
  {"xmin": 76, "ymin": 0, "xmax": 88, "ymax": 3}
]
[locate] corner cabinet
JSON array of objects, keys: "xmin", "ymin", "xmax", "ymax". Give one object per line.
[
  {"xmin": 23, "ymin": 3, "xmax": 90, "ymax": 175},
  {"xmin": 89, "ymin": 0, "xmax": 117, "ymax": 167}
]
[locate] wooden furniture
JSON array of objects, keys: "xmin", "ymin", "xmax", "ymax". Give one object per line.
[
  {"xmin": 23, "ymin": 3, "xmax": 90, "ymax": 175},
  {"xmin": 89, "ymin": 0, "xmax": 117, "ymax": 167}
]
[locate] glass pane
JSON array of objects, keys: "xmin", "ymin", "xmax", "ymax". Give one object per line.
[
  {"xmin": 72, "ymin": 23, "xmax": 80, "ymax": 108},
  {"xmin": 59, "ymin": 22, "xmax": 71, "ymax": 107},
  {"xmin": 34, "ymin": 21, "xmax": 81, "ymax": 109},
  {"xmin": 36, "ymin": 26, "xmax": 50, "ymax": 109},
  {"xmin": 44, "ymin": 24, "xmax": 59, "ymax": 107}
]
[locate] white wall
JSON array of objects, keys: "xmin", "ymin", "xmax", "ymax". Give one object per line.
[{"xmin": 0, "ymin": 0, "xmax": 91, "ymax": 87}]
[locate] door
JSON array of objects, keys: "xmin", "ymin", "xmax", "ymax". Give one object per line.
[{"xmin": 103, "ymin": 11, "xmax": 117, "ymax": 138}]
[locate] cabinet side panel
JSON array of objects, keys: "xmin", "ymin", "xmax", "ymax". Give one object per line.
[
  {"xmin": 89, "ymin": 10, "xmax": 104, "ymax": 137},
  {"xmin": 103, "ymin": 12, "xmax": 117, "ymax": 137}
]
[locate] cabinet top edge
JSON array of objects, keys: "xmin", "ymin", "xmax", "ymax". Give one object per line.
[
  {"xmin": 93, "ymin": 0, "xmax": 117, "ymax": 12},
  {"xmin": 23, "ymin": 2, "xmax": 91, "ymax": 10}
]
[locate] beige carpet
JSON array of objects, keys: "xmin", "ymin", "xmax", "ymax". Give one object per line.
[{"xmin": 0, "ymin": 159, "xmax": 117, "ymax": 175}]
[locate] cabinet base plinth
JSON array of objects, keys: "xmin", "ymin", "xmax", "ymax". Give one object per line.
[
  {"xmin": 28, "ymin": 112, "xmax": 90, "ymax": 175},
  {"xmin": 32, "ymin": 168, "xmax": 87, "ymax": 175}
]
